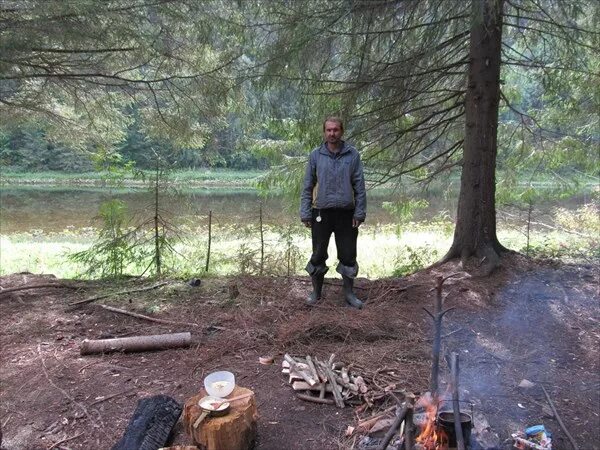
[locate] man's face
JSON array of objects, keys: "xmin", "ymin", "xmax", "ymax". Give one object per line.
[{"xmin": 323, "ymin": 121, "xmax": 343, "ymax": 146}]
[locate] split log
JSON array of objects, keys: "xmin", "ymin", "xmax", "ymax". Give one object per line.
[
  {"xmin": 284, "ymin": 354, "xmax": 317, "ymax": 386},
  {"xmin": 183, "ymin": 386, "xmax": 257, "ymax": 450},
  {"xmin": 111, "ymin": 395, "xmax": 182, "ymax": 450},
  {"xmin": 333, "ymin": 373, "xmax": 358, "ymax": 392},
  {"xmin": 352, "ymin": 375, "xmax": 368, "ymax": 394},
  {"xmin": 341, "ymin": 366, "xmax": 350, "ymax": 384},
  {"xmin": 80, "ymin": 332, "xmax": 191, "ymax": 355},
  {"xmin": 312, "ymin": 357, "xmax": 328, "ymax": 381},
  {"xmin": 287, "ymin": 365, "xmax": 311, "ymax": 383},
  {"xmin": 312, "ymin": 357, "xmax": 329, "ymax": 399},
  {"xmin": 323, "ymin": 364, "xmax": 345, "ymax": 408},
  {"xmin": 305, "ymin": 356, "xmax": 320, "ymax": 382},
  {"xmin": 292, "ymin": 381, "xmax": 334, "ymax": 392}
]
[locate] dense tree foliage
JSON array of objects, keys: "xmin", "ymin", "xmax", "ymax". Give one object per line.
[
  {"xmin": 1, "ymin": 0, "xmax": 597, "ymax": 266},
  {"xmin": 0, "ymin": 0, "xmax": 243, "ymax": 149},
  {"xmin": 244, "ymin": 0, "xmax": 598, "ymax": 264}
]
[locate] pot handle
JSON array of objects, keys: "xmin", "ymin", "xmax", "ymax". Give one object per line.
[{"xmin": 193, "ymin": 409, "xmax": 210, "ymax": 429}]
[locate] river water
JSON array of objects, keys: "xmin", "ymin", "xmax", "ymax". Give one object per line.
[
  {"xmin": 0, "ymin": 186, "xmax": 461, "ymax": 234},
  {"xmin": 1, "ymin": 183, "xmax": 593, "ymax": 235}
]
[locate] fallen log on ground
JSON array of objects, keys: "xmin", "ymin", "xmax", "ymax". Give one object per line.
[
  {"xmin": 111, "ymin": 395, "xmax": 182, "ymax": 450},
  {"xmin": 80, "ymin": 332, "xmax": 191, "ymax": 355}
]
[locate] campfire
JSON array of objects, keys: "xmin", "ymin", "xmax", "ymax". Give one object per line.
[
  {"xmin": 414, "ymin": 393, "xmax": 473, "ymax": 450},
  {"xmin": 415, "ymin": 393, "xmax": 449, "ymax": 450}
]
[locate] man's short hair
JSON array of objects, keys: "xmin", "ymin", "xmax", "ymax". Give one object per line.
[{"xmin": 323, "ymin": 116, "xmax": 344, "ymax": 131}]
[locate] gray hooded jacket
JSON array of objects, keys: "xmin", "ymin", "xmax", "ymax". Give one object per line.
[{"xmin": 300, "ymin": 142, "xmax": 366, "ymax": 222}]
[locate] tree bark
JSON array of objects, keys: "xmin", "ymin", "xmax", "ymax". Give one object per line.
[
  {"xmin": 80, "ymin": 332, "xmax": 191, "ymax": 355},
  {"xmin": 183, "ymin": 387, "xmax": 257, "ymax": 450},
  {"xmin": 444, "ymin": 0, "xmax": 508, "ymax": 270}
]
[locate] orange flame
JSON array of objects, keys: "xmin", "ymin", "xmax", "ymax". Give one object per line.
[{"xmin": 415, "ymin": 394, "xmax": 448, "ymax": 450}]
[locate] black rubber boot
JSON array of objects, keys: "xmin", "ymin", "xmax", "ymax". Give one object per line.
[
  {"xmin": 306, "ymin": 273, "xmax": 325, "ymax": 306},
  {"xmin": 342, "ymin": 276, "xmax": 363, "ymax": 309}
]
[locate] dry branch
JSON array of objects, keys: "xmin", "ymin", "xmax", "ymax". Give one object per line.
[
  {"xmin": 68, "ymin": 281, "xmax": 168, "ymax": 306},
  {"xmin": 89, "ymin": 388, "xmax": 135, "ymax": 406},
  {"xmin": 424, "ymin": 276, "xmax": 455, "ymax": 394},
  {"xmin": 323, "ymin": 364, "xmax": 345, "ymax": 408},
  {"xmin": 38, "ymin": 345, "xmax": 96, "ymax": 425},
  {"xmin": 541, "ymin": 385, "xmax": 580, "ymax": 450},
  {"xmin": 80, "ymin": 332, "xmax": 191, "ymax": 355},
  {"xmin": 355, "ymin": 406, "xmax": 397, "ymax": 433},
  {"xmin": 0, "ymin": 283, "xmax": 76, "ymax": 296},
  {"xmin": 296, "ymin": 393, "xmax": 335, "ymax": 405},
  {"xmin": 99, "ymin": 304, "xmax": 199, "ymax": 327},
  {"xmin": 306, "ymin": 356, "xmax": 320, "ymax": 382},
  {"xmin": 47, "ymin": 432, "xmax": 84, "ymax": 450}
]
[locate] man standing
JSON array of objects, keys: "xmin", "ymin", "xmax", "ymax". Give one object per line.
[{"xmin": 300, "ymin": 117, "xmax": 366, "ymax": 309}]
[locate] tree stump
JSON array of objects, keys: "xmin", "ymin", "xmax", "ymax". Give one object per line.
[{"xmin": 183, "ymin": 386, "xmax": 257, "ymax": 450}]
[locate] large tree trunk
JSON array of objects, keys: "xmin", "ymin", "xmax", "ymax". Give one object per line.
[{"xmin": 444, "ymin": 0, "xmax": 508, "ymax": 272}]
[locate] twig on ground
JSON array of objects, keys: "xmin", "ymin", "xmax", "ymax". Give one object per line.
[
  {"xmin": 47, "ymin": 432, "xmax": 84, "ymax": 450},
  {"xmin": 426, "ymin": 327, "xmax": 463, "ymax": 341},
  {"xmin": 38, "ymin": 344, "xmax": 98, "ymax": 427},
  {"xmin": 89, "ymin": 388, "xmax": 136, "ymax": 406},
  {"xmin": 541, "ymin": 385, "xmax": 580, "ymax": 450},
  {"xmin": 98, "ymin": 304, "xmax": 200, "ymax": 327},
  {"xmin": 68, "ymin": 281, "xmax": 168, "ymax": 306},
  {"xmin": 296, "ymin": 393, "xmax": 335, "ymax": 405},
  {"xmin": 0, "ymin": 283, "xmax": 76, "ymax": 296}
]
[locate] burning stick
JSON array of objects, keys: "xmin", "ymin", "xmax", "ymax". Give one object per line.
[
  {"xmin": 404, "ymin": 406, "xmax": 414, "ymax": 450},
  {"xmin": 376, "ymin": 404, "xmax": 410, "ymax": 450}
]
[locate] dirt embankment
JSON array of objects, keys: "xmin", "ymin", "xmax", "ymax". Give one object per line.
[{"xmin": 0, "ymin": 255, "xmax": 598, "ymax": 449}]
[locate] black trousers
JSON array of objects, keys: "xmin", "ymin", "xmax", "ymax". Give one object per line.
[{"xmin": 309, "ymin": 208, "xmax": 358, "ymax": 271}]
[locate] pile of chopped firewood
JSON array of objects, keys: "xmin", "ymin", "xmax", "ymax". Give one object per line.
[{"xmin": 282, "ymin": 353, "xmax": 369, "ymax": 408}]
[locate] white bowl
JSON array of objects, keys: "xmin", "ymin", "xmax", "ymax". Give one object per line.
[{"xmin": 204, "ymin": 371, "xmax": 235, "ymax": 398}]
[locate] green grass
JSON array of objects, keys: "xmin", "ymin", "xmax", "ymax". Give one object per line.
[{"xmin": 2, "ymin": 216, "xmax": 597, "ymax": 280}]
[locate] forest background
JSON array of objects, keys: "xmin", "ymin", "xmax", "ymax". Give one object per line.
[{"xmin": 1, "ymin": 0, "xmax": 598, "ymax": 280}]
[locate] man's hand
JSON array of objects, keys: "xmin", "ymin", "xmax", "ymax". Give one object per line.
[
  {"xmin": 302, "ymin": 220, "xmax": 311, "ymax": 228},
  {"xmin": 352, "ymin": 218, "xmax": 363, "ymax": 228}
]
